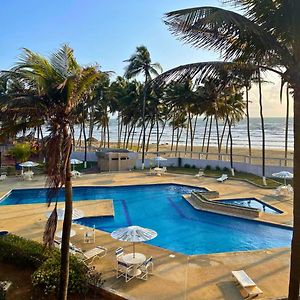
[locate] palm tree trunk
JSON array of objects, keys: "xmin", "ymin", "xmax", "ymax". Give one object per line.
[
  {"xmin": 107, "ymin": 120, "xmax": 110, "ymax": 148},
  {"xmin": 123, "ymin": 124, "xmax": 128, "ymax": 148},
  {"xmin": 58, "ymin": 127, "xmax": 73, "ymax": 300},
  {"xmin": 215, "ymin": 115, "xmax": 220, "ymax": 160},
  {"xmin": 285, "ymin": 86, "xmax": 289, "ymax": 166},
  {"xmin": 146, "ymin": 121, "xmax": 154, "ymax": 152},
  {"xmin": 156, "ymin": 116, "xmax": 159, "ymax": 153},
  {"xmin": 170, "ymin": 124, "xmax": 175, "ymax": 152},
  {"xmin": 202, "ymin": 118, "xmax": 209, "ymax": 152},
  {"xmin": 246, "ymin": 86, "xmax": 252, "ymax": 157},
  {"xmin": 220, "ymin": 117, "xmax": 228, "ymax": 152},
  {"xmin": 118, "ymin": 115, "xmax": 123, "ymax": 148},
  {"xmin": 184, "ymin": 123, "xmax": 189, "ymax": 155},
  {"xmin": 158, "ymin": 119, "xmax": 167, "ymax": 144},
  {"xmin": 288, "ymin": 85, "xmax": 300, "ymax": 300},
  {"xmin": 205, "ymin": 116, "xmax": 213, "ymax": 160},
  {"xmin": 191, "ymin": 115, "xmax": 198, "ymax": 153},
  {"xmin": 77, "ymin": 124, "xmax": 82, "ymax": 147},
  {"xmin": 82, "ymin": 119, "xmax": 87, "ymax": 168},
  {"xmin": 228, "ymin": 120, "xmax": 234, "ymax": 176},
  {"xmin": 88, "ymin": 105, "xmax": 95, "ymax": 147},
  {"xmin": 258, "ymin": 70, "xmax": 266, "ymax": 185},
  {"xmin": 130, "ymin": 124, "xmax": 136, "ymax": 149}
]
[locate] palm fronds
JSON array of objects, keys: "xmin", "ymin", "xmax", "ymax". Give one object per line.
[{"xmin": 164, "ymin": 6, "xmax": 291, "ymax": 64}]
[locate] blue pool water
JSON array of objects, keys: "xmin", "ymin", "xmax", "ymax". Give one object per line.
[
  {"xmin": 218, "ymin": 198, "xmax": 283, "ymax": 214},
  {"xmin": 1, "ymin": 184, "xmax": 292, "ymax": 255}
]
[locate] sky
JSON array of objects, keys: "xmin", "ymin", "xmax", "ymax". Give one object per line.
[{"xmin": 0, "ymin": 0, "xmax": 292, "ymax": 117}]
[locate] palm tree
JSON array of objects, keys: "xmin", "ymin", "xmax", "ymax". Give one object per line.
[
  {"xmin": 124, "ymin": 46, "xmax": 162, "ymax": 168},
  {"xmin": 162, "ymin": 3, "xmax": 300, "ymax": 298},
  {"xmin": 3, "ymin": 45, "xmax": 99, "ymax": 299}
]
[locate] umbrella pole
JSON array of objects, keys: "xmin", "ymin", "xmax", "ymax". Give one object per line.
[
  {"xmin": 284, "ymin": 178, "xmax": 286, "ymax": 186},
  {"xmin": 133, "ymin": 242, "xmax": 135, "ymax": 258}
]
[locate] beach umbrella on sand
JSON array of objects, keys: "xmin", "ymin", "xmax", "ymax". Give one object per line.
[
  {"xmin": 70, "ymin": 159, "xmax": 83, "ymax": 171},
  {"xmin": 111, "ymin": 225, "xmax": 157, "ymax": 258},
  {"xmin": 153, "ymin": 156, "xmax": 167, "ymax": 168},
  {"xmin": 45, "ymin": 208, "xmax": 84, "ymax": 221},
  {"xmin": 272, "ymin": 171, "xmax": 293, "ymax": 186}
]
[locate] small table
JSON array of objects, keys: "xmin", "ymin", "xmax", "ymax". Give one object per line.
[{"xmin": 121, "ymin": 253, "xmax": 146, "ymax": 277}]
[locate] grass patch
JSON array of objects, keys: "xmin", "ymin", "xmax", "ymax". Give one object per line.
[{"xmin": 166, "ymin": 167, "xmax": 287, "ymax": 189}]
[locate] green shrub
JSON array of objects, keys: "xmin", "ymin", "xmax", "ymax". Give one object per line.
[
  {"xmin": 184, "ymin": 164, "xmax": 191, "ymax": 168},
  {"xmin": 191, "ymin": 165, "xmax": 196, "ymax": 169},
  {"xmin": 223, "ymin": 167, "xmax": 229, "ymax": 172},
  {"xmin": 32, "ymin": 253, "xmax": 102, "ymax": 295},
  {"xmin": 205, "ymin": 165, "xmax": 211, "ymax": 170},
  {"xmin": 0, "ymin": 235, "xmax": 49, "ymax": 268},
  {"xmin": 8, "ymin": 143, "xmax": 32, "ymax": 163},
  {"xmin": 215, "ymin": 166, "xmax": 221, "ymax": 171}
]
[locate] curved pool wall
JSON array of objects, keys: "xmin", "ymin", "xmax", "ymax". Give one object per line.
[
  {"xmin": 0, "ymin": 184, "xmax": 292, "ymax": 255},
  {"xmin": 218, "ymin": 198, "xmax": 283, "ymax": 214}
]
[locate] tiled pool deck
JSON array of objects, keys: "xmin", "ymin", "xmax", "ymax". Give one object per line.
[{"xmin": 0, "ymin": 171, "xmax": 294, "ymax": 299}]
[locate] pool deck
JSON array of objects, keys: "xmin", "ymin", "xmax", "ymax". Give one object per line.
[{"xmin": 0, "ymin": 171, "xmax": 294, "ymax": 299}]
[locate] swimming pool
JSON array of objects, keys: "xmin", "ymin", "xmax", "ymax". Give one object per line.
[
  {"xmin": 218, "ymin": 198, "xmax": 283, "ymax": 214},
  {"xmin": 1, "ymin": 184, "xmax": 292, "ymax": 255}
]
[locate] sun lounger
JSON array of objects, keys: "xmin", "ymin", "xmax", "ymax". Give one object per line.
[
  {"xmin": 195, "ymin": 170, "xmax": 204, "ymax": 178},
  {"xmin": 232, "ymin": 270, "xmax": 263, "ymax": 299},
  {"xmin": 217, "ymin": 174, "xmax": 228, "ymax": 182},
  {"xmin": 74, "ymin": 245, "xmax": 107, "ymax": 266},
  {"xmin": 0, "ymin": 174, "xmax": 7, "ymax": 181}
]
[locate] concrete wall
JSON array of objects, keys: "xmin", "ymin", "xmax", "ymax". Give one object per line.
[
  {"xmin": 135, "ymin": 157, "xmax": 293, "ymax": 177},
  {"xmin": 71, "ymin": 150, "xmax": 293, "ymax": 177}
]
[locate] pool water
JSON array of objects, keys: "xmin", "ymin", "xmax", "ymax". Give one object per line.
[
  {"xmin": 1, "ymin": 184, "xmax": 292, "ymax": 255},
  {"xmin": 218, "ymin": 198, "xmax": 283, "ymax": 214}
]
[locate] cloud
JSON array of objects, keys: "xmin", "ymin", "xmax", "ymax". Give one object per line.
[{"xmin": 248, "ymin": 72, "xmax": 292, "ymax": 118}]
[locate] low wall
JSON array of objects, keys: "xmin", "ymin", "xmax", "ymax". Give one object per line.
[
  {"xmin": 190, "ymin": 192, "xmax": 261, "ymax": 218},
  {"xmin": 135, "ymin": 158, "xmax": 293, "ymax": 177}
]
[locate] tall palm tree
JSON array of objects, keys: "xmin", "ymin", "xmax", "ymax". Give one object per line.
[
  {"xmin": 162, "ymin": 2, "xmax": 300, "ymax": 298},
  {"xmin": 3, "ymin": 45, "xmax": 99, "ymax": 299},
  {"xmin": 124, "ymin": 46, "xmax": 162, "ymax": 168}
]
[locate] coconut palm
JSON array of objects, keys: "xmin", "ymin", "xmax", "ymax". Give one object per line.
[
  {"xmin": 3, "ymin": 45, "xmax": 99, "ymax": 299},
  {"xmin": 124, "ymin": 46, "xmax": 162, "ymax": 166},
  {"xmin": 162, "ymin": 2, "xmax": 300, "ymax": 298}
]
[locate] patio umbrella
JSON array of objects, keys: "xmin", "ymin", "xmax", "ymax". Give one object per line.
[
  {"xmin": 111, "ymin": 225, "xmax": 157, "ymax": 258},
  {"xmin": 153, "ymin": 156, "xmax": 167, "ymax": 168},
  {"xmin": 19, "ymin": 161, "xmax": 39, "ymax": 174},
  {"xmin": 70, "ymin": 159, "xmax": 83, "ymax": 171},
  {"xmin": 272, "ymin": 171, "xmax": 293, "ymax": 186},
  {"xmin": 45, "ymin": 208, "xmax": 84, "ymax": 221}
]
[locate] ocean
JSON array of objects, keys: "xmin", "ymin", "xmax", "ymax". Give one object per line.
[{"xmin": 72, "ymin": 117, "xmax": 293, "ymax": 150}]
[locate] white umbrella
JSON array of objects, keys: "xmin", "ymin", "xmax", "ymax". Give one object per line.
[
  {"xmin": 272, "ymin": 171, "xmax": 293, "ymax": 186},
  {"xmin": 70, "ymin": 159, "xmax": 83, "ymax": 171},
  {"xmin": 111, "ymin": 225, "xmax": 157, "ymax": 258},
  {"xmin": 19, "ymin": 161, "xmax": 39, "ymax": 174},
  {"xmin": 45, "ymin": 208, "xmax": 84, "ymax": 221},
  {"xmin": 153, "ymin": 156, "xmax": 167, "ymax": 168},
  {"xmin": 55, "ymin": 229, "xmax": 76, "ymax": 239}
]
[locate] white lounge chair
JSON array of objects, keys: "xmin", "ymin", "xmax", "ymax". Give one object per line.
[
  {"xmin": 0, "ymin": 174, "xmax": 7, "ymax": 181},
  {"xmin": 74, "ymin": 246, "xmax": 107, "ymax": 266},
  {"xmin": 137, "ymin": 256, "xmax": 154, "ymax": 280},
  {"xmin": 232, "ymin": 270, "xmax": 263, "ymax": 299},
  {"xmin": 217, "ymin": 174, "xmax": 228, "ymax": 183},
  {"xmin": 116, "ymin": 260, "xmax": 134, "ymax": 282},
  {"xmin": 195, "ymin": 170, "xmax": 204, "ymax": 178}
]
